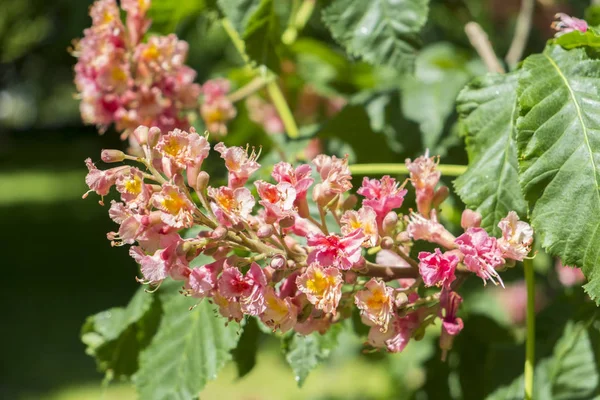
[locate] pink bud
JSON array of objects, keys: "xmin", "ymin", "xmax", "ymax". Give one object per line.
[
  {"xmin": 279, "ymin": 215, "xmax": 296, "ymax": 229},
  {"xmin": 461, "ymin": 209, "xmax": 482, "ymax": 229},
  {"xmin": 257, "ymin": 225, "xmax": 273, "ymax": 238},
  {"xmin": 195, "ymin": 171, "xmax": 210, "ymax": 192},
  {"xmin": 382, "ymin": 211, "xmax": 398, "ymax": 235},
  {"xmin": 101, "ymin": 149, "xmax": 125, "ymax": 163},
  {"xmin": 270, "ymin": 254, "xmax": 286, "ymax": 269},
  {"xmin": 432, "ymin": 186, "xmax": 449, "ymax": 208},
  {"xmin": 396, "ymin": 231, "xmax": 410, "ymax": 243},
  {"xmin": 380, "ymin": 236, "xmax": 394, "ymax": 250},
  {"xmin": 148, "ymin": 126, "xmax": 161, "ymax": 147},
  {"xmin": 211, "ymin": 226, "xmax": 228, "ymax": 240},
  {"xmin": 133, "ymin": 126, "xmax": 149, "ymax": 145},
  {"xmin": 345, "ymin": 271, "xmax": 357, "ymax": 284},
  {"xmin": 342, "ymin": 195, "xmax": 358, "ymax": 211}
]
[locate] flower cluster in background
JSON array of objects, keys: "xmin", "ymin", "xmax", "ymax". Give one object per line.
[{"xmin": 84, "ymin": 125, "xmax": 533, "ymax": 358}]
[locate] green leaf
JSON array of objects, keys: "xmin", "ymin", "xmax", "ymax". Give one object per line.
[
  {"xmin": 147, "ymin": 0, "xmax": 211, "ymax": 34},
  {"xmin": 81, "ymin": 288, "xmax": 161, "ymax": 379},
  {"xmin": 283, "ymin": 324, "xmax": 343, "ymax": 387},
  {"xmin": 232, "ymin": 317, "xmax": 261, "ymax": 378},
  {"xmin": 133, "ymin": 288, "xmax": 241, "ymax": 399},
  {"xmin": 217, "ymin": 0, "xmax": 262, "ymax": 32},
  {"xmin": 401, "ymin": 43, "xmax": 477, "ymax": 151},
  {"xmin": 322, "ymin": 0, "xmax": 429, "ymax": 72},
  {"xmin": 554, "ymin": 29, "xmax": 600, "ymax": 50},
  {"xmin": 586, "ymin": 6, "xmax": 600, "ymax": 27},
  {"xmin": 454, "ymin": 72, "xmax": 527, "ymax": 235},
  {"xmin": 516, "ymin": 45, "xmax": 600, "ymax": 303}
]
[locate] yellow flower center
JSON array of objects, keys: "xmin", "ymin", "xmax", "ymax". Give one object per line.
[
  {"xmin": 306, "ymin": 270, "xmax": 335, "ymax": 296},
  {"xmin": 111, "ymin": 66, "xmax": 127, "ymax": 83},
  {"xmin": 142, "ymin": 44, "xmax": 159, "ymax": 60},
  {"xmin": 205, "ymin": 108, "xmax": 226, "ymax": 124},
  {"xmin": 124, "ymin": 177, "xmax": 142, "ymax": 195},
  {"xmin": 266, "ymin": 295, "xmax": 288, "ymax": 317},
  {"xmin": 215, "ymin": 192, "xmax": 235, "ymax": 212},
  {"xmin": 366, "ymin": 288, "xmax": 387, "ymax": 310},
  {"xmin": 102, "ymin": 12, "xmax": 114, "ymax": 24},
  {"xmin": 161, "ymin": 190, "xmax": 186, "ymax": 214},
  {"xmin": 162, "ymin": 137, "xmax": 182, "ymax": 157}
]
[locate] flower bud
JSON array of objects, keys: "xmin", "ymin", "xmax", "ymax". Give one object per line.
[
  {"xmin": 344, "ymin": 271, "xmax": 357, "ymax": 284},
  {"xmin": 257, "ymin": 225, "xmax": 273, "ymax": 238},
  {"xmin": 353, "ymin": 256, "xmax": 366, "ymax": 269},
  {"xmin": 380, "ymin": 236, "xmax": 394, "ymax": 250},
  {"xmin": 296, "ymin": 197, "xmax": 310, "ymax": 219},
  {"xmin": 173, "ymin": 174, "xmax": 185, "ymax": 188},
  {"xmin": 395, "ymin": 292, "xmax": 409, "ymax": 307},
  {"xmin": 211, "ymin": 225, "xmax": 228, "ymax": 240},
  {"xmin": 101, "ymin": 149, "xmax": 125, "ymax": 163},
  {"xmin": 461, "ymin": 209, "xmax": 482, "ymax": 229},
  {"xmin": 342, "ymin": 194, "xmax": 358, "ymax": 211},
  {"xmin": 396, "ymin": 231, "xmax": 410, "ymax": 243},
  {"xmin": 148, "ymin": 126, "xmax": 161, "ymax": 147},
  {"xmin": 270, "ymin": 254, "xmax": 286, "ymax": 269},
  {"xmin": 432, "ymin": 186, "xmax": 449, "ymax": 209},
  {"xmin": 195, "ymin": 171, "xmax": 210, "ymax": 193},
  {"xmin": 133, "ymin": 126, "xmax": 149, "ymax": 145},
  {"xmin": 279, "ymin": 215, "xmax": 296, "ymax": 229},
  {"xmin": 382, "ymin": 211, "xmax": 398, "ymax": 235},
  {"xmin": 287, "ymin": 259, "xmax": 297, "ymax": 269}
]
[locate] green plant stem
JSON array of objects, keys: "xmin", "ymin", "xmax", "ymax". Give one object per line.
[
  {"xmin": 349, "ymin": 163, "xmax": 467, "ymax": 176},
  {"xmin": 524, "ymin": 257, "xmax": 535, "ymax": 400},
  {"xmin": 221, "ymin": 18, "xmax": 250, "ymax": 64},
  {"xmin": 266, "ymin": 81, "xmax": 299, "ymax": 139},
  {"xmin": 282, "ymin": 0, "xmax": 316, "ymax": 45},
  {"xmin": 227, "ymin": 76, "xmax": 275, "ymax": 103}
]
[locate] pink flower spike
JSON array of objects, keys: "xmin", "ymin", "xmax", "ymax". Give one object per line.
[
  {"xmin": 439, "ymin": 289, "xmax": 464, "ymax": 361},
  {"xmin": 497, "ymin": 211, "xmax": 533, "ymax": 261},
  {"xmin": 357, "ymin": 176, "xmax": 407, "ymax": 224},
  {"xmin": 307, "ymin": 228, "xmax": 365, "ymax": 270},
  {"xmin": 354, "ymin": 279, "xmax": 394, "ymax": 331},
  {"xmin": 455, "ymin": 227, "xmax": 505, "ymax": 287},
  {"xmin": 296, "ymin": 263, "xmax": 343, "ymax": 314},
  {"xmin": 418, "ymin": 248, "xmax": 459, "ymax": 288},
  {"xmin": 254, "ymin": 180, "xmax": 297, "ymax": 224},
  {"xmin": 152, "ymin": 183, "xmax": 195, "ymax": 229},
  {"xmin": 552, "ymin": 13, "xmax": 588, "ymax": 36},
  {"xmin": 214, "ymin": 143, "xmax": 261, "ymax": 188},
  {"xmin": 341, "ymin": 206, "xmax": 379, "ymax": 247}
]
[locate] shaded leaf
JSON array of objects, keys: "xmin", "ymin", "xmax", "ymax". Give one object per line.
[
  {"xmin": 454, "ymin": 72, "xmax": 527, "ymax": 235},
  {"xmin": 133, "ymin": 289, "xmax": 241, "ymax": 399},
  {"xmin": 81, "ymin": 287, "xmax": 161, "ymax": 379},
  {"xmin": 232, "ymin": 317, "xmax": 261, "ymax": 378},
  {"xmin": 148, "ymin": 0, "xmax": 212, "ymax": 34},
  {"xmin": 516, "ymin": 46, "xmax": 600, "ymax": 303},
  {"xmin": 322, "ymin": 0, "xmax": 429, "ymax": 72}
]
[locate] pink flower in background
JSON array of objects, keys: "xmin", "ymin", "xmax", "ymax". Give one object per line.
[
  {"xmin": 439, "ymin": 289, "xmax": 464, "ymax": 361},
  {"xmin": 152, "ymin": 183, "xmax": 195, "ymax": 229},
  {"xmin": 418, "ymin": 248, "xmax": 459, "ymax": 288},
  {"xmin": 214, "ymin": 143, "xmax": 261, "ymax": 188},
  {"xmin": 455, "ymin": 227, "xmax": 505, "ymax": 286},
  {"xmin": 341, "ymin": 206, "xmax": 379, "ymax": 247},
  {"xmin": 254, "ymin": 180, "xmax": 297, "ymax": 224},
  {"xmin": 312, "ymin": 154, "xmax": 352, "ymax": 205},
  {"xmin": 555, "ymin": 259, "xmax": 586, "ymax": 287},
  {"xmin": 552, "ymin": 13, "xmax": 588, "ymax": 36},
  {"xmin": 200, "ymin": 79, "xmax": 236, "ymax": 136},
  {"xmin": 355, "ymin": 279, "xmax": 394, "ymax": 331},
  {"xmin": 497, "ymin": 211, "xmax": 533, "ymax": 261},
  {"xmin": 296, "ymin": 263, "xmax": 343, "ymax": 314},
  {"xmin": 406, "ymin": 151, "xmax": 441, "ymax": 216},
  {"xmin": 307, "ymin": 229, "xmax": 365, "ymax": 270},
  {"xmin": 246, "ymin": 95, "xmax": 284, "ymax": 135},
  {"xmin": 358, "ymin": 176, "xmax": 407, "ymax": 223}
]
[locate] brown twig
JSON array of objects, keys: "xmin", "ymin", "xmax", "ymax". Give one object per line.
[
  {"xmin": 505, "ymin": 0, "xmax": 535, "ymax": 69},
  {"xmin": 465, "ymin": 22, "xmax": 505, "ymax": 73}
]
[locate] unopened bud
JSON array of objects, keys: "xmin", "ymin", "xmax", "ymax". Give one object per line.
[
  {"xmin": 342, "ymin": 194, "xmax": 358, "ymax": 211},
  {"xmin": 382, "ymin": 212, "xmax": 398, "ymax": 235},
  {"xmin": 132, "ymin": 126, "xmax": 149, "ymax": 145},
  {"xmin": 380, "ymin": 236, "xmax": 394, "ymax": 250},
  {"xmin": 279, "ymin": 215, "xmax": 295, "ymax": 229},
  {"xmin": 173, "ymin": 174, "xmax": 185, "ymax": 188},
  {"xmin": 211, "ymin": 226, "xmax": 227, "ymax": 240},
  {"xmin": 432, "ymin": 186, "xmax": 449, "ymax": 208},
  {"xmin": 296, "ymin": 198, "xmax": 310, "ymax": 219},
  {"xmin": 353, "ymin": 257, "xmax": 366, "ymax": 269},
  {"xmin": 345, "ymin": 271, "xmax": 357, "ymax": 284},
  {"xmin": 396, "ymin": 231, "xmax": 410, "ymax": 243},
  {"xmin": 148, "ymin": 126, "xmax": 161, "ymax": 147},
  {"xmin": 395, "ymin": 292, "xmax": 409, "ymax": 307},
  {"xmin": 195, "ymin": 171, "xmax": 210, "ymax": 193},
  {"xmin": 286, "ymin": 259, "xmax": 297, "ymax": 269},
  {"xmin": 461, "ymin": 209, "xmax": 482, "ymax": 229},
  {"xmin": 270, "ymin": 254, "xmax": 286, "ymax": 269},
  {"xmin": 101, "ymin": 149, "xmax": 125, "ymax": 163},
  {"xmin": 257, "ymin": 225, "xmax": 273, "ymax": 238}
]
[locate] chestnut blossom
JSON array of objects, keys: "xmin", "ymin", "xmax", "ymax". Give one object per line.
[
  {"xmin": 439, "ymin": 289, "xmax": 464, "ymax": 361},
  {"xmin": 255, "ymin": 180, "xmax": 297, "ymax": 224},
  {"xmin": 552, "ymin": 13, "xmax": 588, "ymax": 36},
  {"xmin": 218, "ymin": 262, "xmax": 267, "ymax": 316},
  {"xmin": 200, "ymin": 79, "xmax": 236, "ymax": 136},
  {"xmin": 455, "ymin": 228, "xmax": 505, "ymax": 287},
  {"xmin": 151, "ymin": 183, "xmax": 195, "ymax": 229},
  {"xmin": 84, "ymin": 158, "xmax": 128, "ymax": 200},
  {"xmin": 155, "ymin": 128, "xmax": 210, "ymax": 178},
  {"xmin": 368, "ymin": 313, "xmax": 420, "ymax": 353},
  {"xmin": 355, "ymin": 279, "xmax": 394, "ymax": 331},
  {"xmin": 341, "ymin": 206, "xmax": 379, "ymax": 247},
  {"xmin": 497, "ymin": 211, "xmax": 533, "ymax": 261},
  {"xmin": 261, "ymin": 287, "xmax": 298, "ymax": 333},
  {"xmin": 406, "ymin": 151, "xmax": 441, "ymax": 217},
  {"xmin": 312, "ymin": 154, "xmax": 352, "ymax": 205},
  {"xmin": 208, "ymin": 186, "xmax": 255, "ymax": 226},
  {"xmin": 272, "ymin": 162, "xmax": 314, "ymax": 200},
  {"xmin": 184, "ymin": 258, "xmax": 225, "ymax": 298},
  {"xmin": 357, "ymin": 176, "xmax": 407, "ymax": 224},
  {"xmin": 129, "ymin": 242, "xmax": 189, "ymax": 285},
  {"xmin": 296, "ymin": 263, "xmax": 343, "ymax": 314},
  {"xmin": 214, "ymin": 143, "xmax": 261, "ymax": 188},
  {"xmin": 246, "ymin": 95, "xmax": 284, "ymax": 135},
  {"xmin": 461, "ymin": 209, "xmax": 482, "ymax": 230},
  {"xmin": 555, "ymin": 259, "xmax": 586, "ymax": 287},
  {"xmin": 406, "ymin": 211, "xmax": 456, "ymax": 249},
  {"xmin": 307, "ymin": 229, "xmax": 365, "ymax": 270},
  {"xmin": 116, "ymin": 167, "xmax": 150, "ymax": 209},
  {"xmin": 213, "ymin": 291, "xmax": 244, "ymax": 322},
  {"xmin": 418, "ymin": 248, "xmax": 459, "ymax": 288}
]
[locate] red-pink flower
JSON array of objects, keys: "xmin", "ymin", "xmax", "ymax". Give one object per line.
[
  {"xmin": 296, "ymin": 263, "xmax": 343, "ymax": 314},
  {"xmin": 552, "ymin": 13, "xmax": 588, "ymax": 36},
  {"xmin": 184, "ymin": 258, "xmax": 225, "ymax": 298},
  {"xmin": 341, "ymin": 206, "xmax": 378, "ymax": 247},
  {"xmin": 357, "ymin": 176, "xmax": 407, "ymax": 224},
  {"xmin": 355, "ymin": 279, "xmax": 394, "ymax": 331},
  {"xmin": 152, "ymin": 183, "xmax": 195, "ymax": 229},
  {"xmin": 418, "ymin": 248, "xmax": 459, "ymax": 288},
  {"xmin": 438, "ymin": 289, "xmax": 463, "ymax": 361},
  {"xmin": 312, "ymin": 154, "xmax": 352, "ymax": 205},
  {"xmin": 155, "ymin": 128, "xmax": 210, "ymax": 178},
  {"xmin": 497, "ymin": 211, "xmax": 533, "ymax": 261},
  {"xmin": 254, "ymin": 180, "xmax": 297, "ymax": 224},
  {"xmin": 455, "ymin": 227, "xmax": 505, "ymax": 286},
  {"xmin": 307, "ymin": 229, "xmax": 365, "ymax": 270},
  {"xmin": 208, "ymin": 186, "xmax": 255, "ymax": 226},
  {"xmin": 271, "ymin": 162, "xmax": 314, "ymax": 200},
  {"xmin": 218, "ymin": 262, "xmax": 267, "ymax": 315},
  {"xmin": 83, "ymin": 159, "xmax": 130, "ymax": 203},
  {"xmin": 214, "ymin": 143, "xmax": 261, "ymax": 188},
  {"xmin": 368, "ymin": 313, "xmax": 420, "ymax": 353}
]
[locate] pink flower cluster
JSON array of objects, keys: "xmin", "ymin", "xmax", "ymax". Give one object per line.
[
  {"xmin": 552, "ymin": 13, "xmax": 588, "ymax": 37},
  {"xmin": 84, "ymin": 126, "xmax": 533, "ymax": 357},
  {"xmin": 72, "ymin": 0, "xmax": 201, "ymax": 134}
]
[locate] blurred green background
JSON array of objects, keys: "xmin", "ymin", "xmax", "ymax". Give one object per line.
[{"xmin": 0, "ymin": 0, "xmax": 591, "ymax": 399}]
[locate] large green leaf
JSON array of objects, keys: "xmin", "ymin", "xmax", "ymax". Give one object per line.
[
  {"xmin": 322, "ymin": 0, "xmax": 429, "ymax": 72},
  {"xmin": 133, "ymin": 288, "xmax": 241, "ymax": 399},
  {"xmin": 554, "ymin": 29, "xmax": 600, "ymax": 50},
  {"xmin": 283, "ymin": 324, "xmax": 343, "ymax": 387},
  {"xmin": 454, "ymin": 72, "xmax": 527, "ymax": 235},
  {"xmin": 81, "ymin": 287, "xmax": 161, "ymax": 379},
  {"xmin": 232, "ymin": 317, "xmax": 261, "ymax": 378},
  {"xmin": 147, "ymin": 0, "xmax": 212, "ymax": 34},
  {"xmin": 516, "ymin": 45, "xmax": 600, "ymax": 302}
]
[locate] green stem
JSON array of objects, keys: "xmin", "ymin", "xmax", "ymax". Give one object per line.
[
  {"xmin": 349, "ymin": 163, "xmax": 467, "ymax": 176},
  {"xmin": 282, "ymin": 0, "xmax": 316, "ymax": 45},
  {"xmin": 266, "ymin": 81, "xmax": 300, "ymax": 139},
  {"xmin": 227, "ymin": 75, "xmax": 275, "ymax": 103},
  {"xmin": 221, "ymin": 18, "xmax": 250, "ymax": 64},
  {"xmin": 524, "ymin": 257, "xmax": 535, "ymax": 400}
]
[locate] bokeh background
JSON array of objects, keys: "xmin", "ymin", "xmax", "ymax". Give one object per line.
[{"xmin": 0, "ymin": 0, "xmax": 590, "ymax": 399}]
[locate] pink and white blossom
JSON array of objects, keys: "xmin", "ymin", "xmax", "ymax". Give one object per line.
[
  {"xmin": 455, "ymin": 227, "xmax": 505, "ymax": 287},
  {"xmin": 214, "ymin": 143, "xmax": 261, "ymax": 188},
  {"xmin": 296, "ymin": 263, "xmax": 343, "ymax": 314},
  {"xmin": 307, "ymin": 229, "xmax": 365, "ymax": 270},
  {"xmin": 418, "ymin": 248, "xmax": 459, "ymax": 288},
  {"xmin": 497, "ymin": 211, "xmax": 533, "ymax": 261}
]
